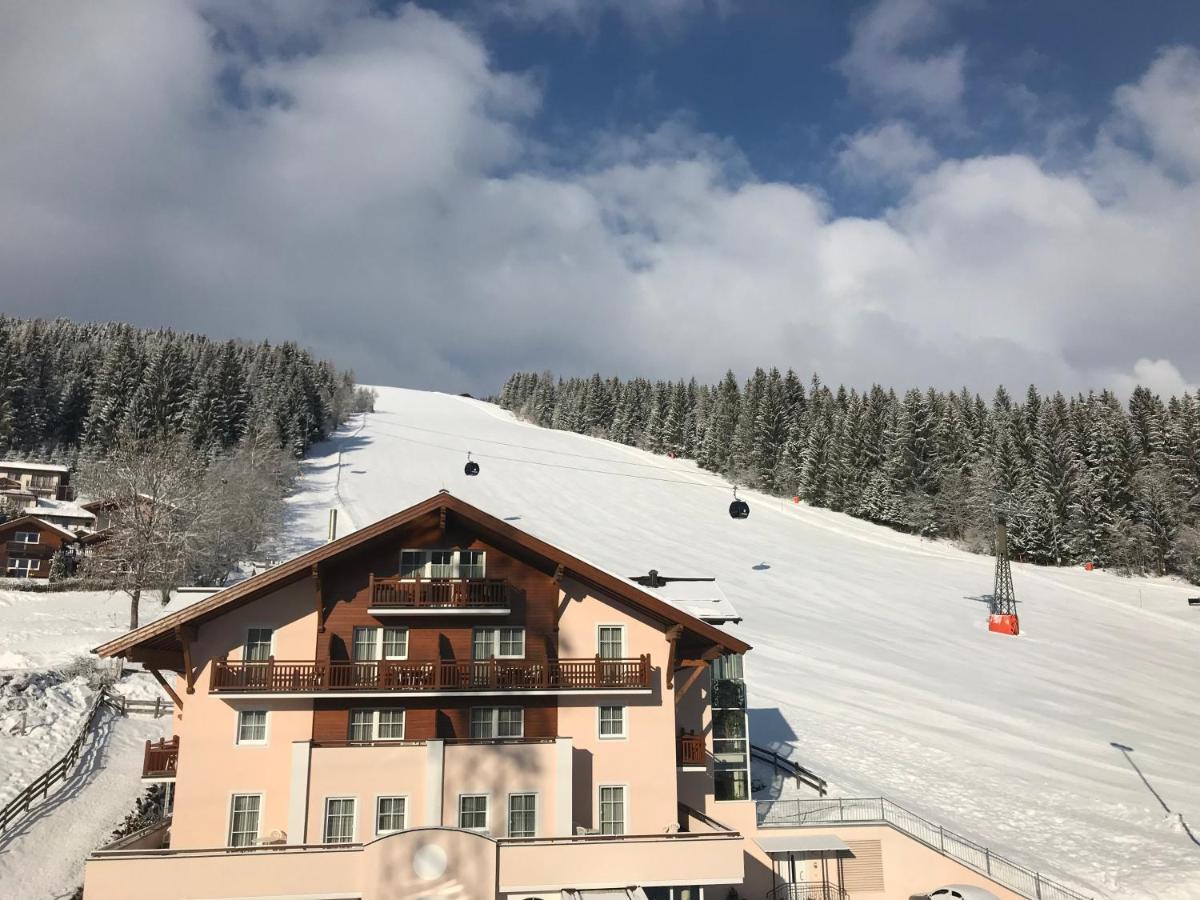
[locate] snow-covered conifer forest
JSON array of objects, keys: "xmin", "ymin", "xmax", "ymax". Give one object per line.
[
  {"xmin": 0, "ymin": 317, "xmax": 371, "ymax": 458},
  {"xmin": 499, "ymin": 370, "xmax": 1200, "ymax": 582}
]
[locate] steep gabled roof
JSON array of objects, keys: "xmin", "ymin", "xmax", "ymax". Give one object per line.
[
  {"xmin": 94, "ymin": 491, "xmax": 750, "ymax": 658},
  {"xmin": 0, "ymin": 515, "xmax": 79, "ymax": 541}
]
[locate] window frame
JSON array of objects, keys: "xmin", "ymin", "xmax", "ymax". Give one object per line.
[
  {"xmin": 398, "ymin": 548, "xmax": 487, "ymax": 580},
  {"xmin": 351, "ymin": 626, "xmax": 409, "ymax": 662},
  {"xmin": 469, "ymin": 706, "xmax": 524, "ymax": 740},
  {"xmin": 242, "ymin": 627, "xmax": 274, "ymax": 663},
  {"xmin": 597, "ymin": 705, "xmax": 627, "ymax": 740},
  {"xmin": 227, "ymin": 792, "xmax": 263, "ymax": 848},
  {"xmin": 6, "ymin": 557, "xmax": 37, "ymax": 576},
  {"xmin": 235, "ymin": 709, "xmax": 269, "ymax": 746},
  {"xmin": 507, "ymin": 792, "xmax": 538, "ymax": 838},
  {"xmin": 374, "ymin": 795, "xmax": 408, "ymax": 836},
  {"xmin": 457, "ymin": 793, "xmax": 489, "ymax": 832},
  {"xmin": 598, "ymin": 784, "xmax": 628, "ymax": 836},
  {"xmin": 348, "ymin": 708, "xmax": 406, "ymax": 743},
  {"xmin": 472, "ymin": 626, "xmax": 525, "ymax": 660},
  {"xmin": 597, "ymin": 624, "xmax": 625, "ymax": 659},
  {"xmin": 322, "ymin": 796, "xmax": 357, "ymax": 844},
  {"xmin": 11, "ymin": 531, "xmax": 39, "ymax": 544}
]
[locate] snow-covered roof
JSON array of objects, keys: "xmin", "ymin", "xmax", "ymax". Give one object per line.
[
  {"xmin": 22, "ymin": 498, "xmax": 95, "ymax": 519},
  {"xmin": 627, "ymin": 575, "xmax": 741, "ymax": 624},
  {"xmin": 0, "ymin": 460, "xmax": 69, "ymax": 474},
  {"xmin": 0, "ymin": 515, "xmax": 79, "ymax": 541}
]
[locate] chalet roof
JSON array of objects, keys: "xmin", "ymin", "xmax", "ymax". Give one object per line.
[
  {"xmin": 0, "ymin": 515, "xmax": 79, "ymax": 541},
  {"xmin": 0, "ymin": 460, "xmax": 70, "ymax": 474},
  {"xmin": 628, "ymin": 574, "xmax": 741, "ymax": 624},
  {"xmin": 94, "ymin": 491, "xmax": 751, "ymax": 658}
]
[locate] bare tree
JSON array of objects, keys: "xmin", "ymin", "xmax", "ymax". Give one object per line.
[
  {"xmin": 79, "ymin": 432, "xmax": 205, "ymax": 629},
  {"xmin": 187, "ymin": 429, "xmax": 299, "ymax": 585}
]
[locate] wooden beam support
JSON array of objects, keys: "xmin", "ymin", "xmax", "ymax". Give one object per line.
[
  {"xmin": 439, "ymin": 505, "xmax": 447, "ymax": 533},
  {"xmin": 674, "ymin": 662, "xmax": 708, "ymax": 706},
  {"xmin": 148, "ymin": 667, "xmax": 184, "ymax": 711},
  {"xmin": 665, "ymin": 624, "xmax": 683, "ymax": 689},
  {"xmin": 175, "ymin": 625, "xmax": 198, "ymax": 695},
  {"xmin": 313, "ymin": 563, "xmax": 325, "ymax": 634}
]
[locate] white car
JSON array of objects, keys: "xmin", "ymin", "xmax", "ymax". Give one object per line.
[{"xmin": 927, "ymin": 887, "xmax": 1001, "ymax": 900}]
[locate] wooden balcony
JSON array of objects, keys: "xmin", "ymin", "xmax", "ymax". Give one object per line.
[
  {"xmin": 211, "ymin": 656, "xmax": 652, "ymax": 694},
  {"xmin": 368, "ymin": 576, "xmax": 509, "ymax": 612},
  {"xmin": 142, "ymin": 737, "xmax": 179, "ymax": 780},
  {"xmin": 6, "ymin": 541, "xmax": 53, "ymax": 558},
  {"xmin": 678, "ymin": 733, "xmax": 706, "ymax": 768}
]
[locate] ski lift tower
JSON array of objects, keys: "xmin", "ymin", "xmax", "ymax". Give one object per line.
[{"xmin": 988, "ymin": 510, "xmax": 1020, "ymax": 636}]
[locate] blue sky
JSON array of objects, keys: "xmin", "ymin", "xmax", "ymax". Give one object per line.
[{"xmin": 2, "ymin": 1, "xmax": 1199, "ymax": 396}]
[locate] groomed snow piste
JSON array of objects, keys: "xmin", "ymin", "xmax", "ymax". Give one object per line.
[{"xmin": 285, "ymin": 386, "xmax": 1199, "ymax": 899}]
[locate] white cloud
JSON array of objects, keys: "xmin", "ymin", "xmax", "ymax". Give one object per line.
[
  {"xmin": 1111, "ymin": 359, "xmax": 1198, "ymax": 400},
  {"xmin": 836, "ymin": 120, "xmax": 937, "ymax": 185},
  {"xmin": 838, "ymin": 0, "xmax": 966, "ymax": 114},
  {"xmin": 0, "ymin": 3, "xmax": 1197, "ymax": 399},
  {"xmin": 1113, "ymin": 45, "xmax": 1200, "ymax": 179}
]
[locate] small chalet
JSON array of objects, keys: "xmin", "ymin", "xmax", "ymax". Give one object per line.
[
  {"xmin": 0, "ymin": 460, "xmax": 74, "ymax": 501},
  {"xmin": 0, "ymin": 515, "xmax": 77, "ymax": 579}
]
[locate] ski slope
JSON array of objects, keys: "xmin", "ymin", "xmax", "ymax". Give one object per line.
[{"xmin": 287, "ymin": 387, "xmax": 1200, "ymax": 899}]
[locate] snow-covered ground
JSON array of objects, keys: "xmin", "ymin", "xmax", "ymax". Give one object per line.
[
  {"xmin": 0, "ymin": 589, "xmax": 173, "ymax": 898},
  {"xmin": 288, "ymin": 386, "xmax": 1200, "ymax": 899}
]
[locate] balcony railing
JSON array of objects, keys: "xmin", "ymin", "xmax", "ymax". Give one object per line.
[
  {"xmin": 678, "ymin": 733, "xmax": 706, "ymax": 767},
  {"xmin": 211, "ymin": 656, "xmax": 652, "ymax": 694},
  {"xmin": 369, "ymin": 576, "xmax": 509, "ymax": 610},
  {"xmin": 142, "ymin": 737, "xmax": 179, "ymax": 779},
  {"xmin": 768, "ymin": 882, "xmax": 847, "ymax": 900},
  {"xmin": 6, "ymin": 541, "xmax": 53, "ymax": 558}
]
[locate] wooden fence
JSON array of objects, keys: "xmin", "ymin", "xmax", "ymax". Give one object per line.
[{"xmin": 0, "ymin": 686, "xmax": 120, "ymax": 833}]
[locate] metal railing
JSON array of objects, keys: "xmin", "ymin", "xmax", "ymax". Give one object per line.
[
  {"xmin": 212, "ymin": 655, "xmax": 652, "ymax": 693},
  {"xmin": 750, "ymin": 743, "xmax": 828, "ymax": 796},
  {"xmin": 369, "ymin": 575, "xmax": 510, "ymax": 610},
  {"xmin": 768, "ymin": 882, "xmax": 847, "ymax": 900},
  {"xmin": 756, "ymin": 798, "xmax": 1092, "ymax": 900}
]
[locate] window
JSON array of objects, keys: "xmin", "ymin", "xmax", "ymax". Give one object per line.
[
  {"xmin": 12, "ymin": 531, "xmax": 39, "ymax": 544},
  {"xmin": 323, "ymin": 798, "xmax": 356, "ymax": 844},
  {"xmin": 430, "ymin": 550, "xmax": 454, "ymax": 579},
  {"xmin": 348, "ymin": 708, "xmax": 405, "ymax": 742},
  {"xmin": 458, "ymin": 794, "xmax": 488, "ymax": 831},
  {"xmin": 599, "ymin": 786, "xmax": 626, "ymax": 835},
  {"xmin": 6, "ymin": 558, "xmax": 36, "ymax": 577},
  {"xmin": 244, "ymin": 628, "xmax": 273, "ymax": 663},
  {"xmin": 508, "ymin": 793, "xmax": 536, "ymax": 838},
  {"xmin": 236, "ymin": 710, "xmax": 267, "ymax": 744},
  {"xmin": 598, "ymin": 626, "xmax": 624, "ymax": 659},
  {"xmin": 599, "ymin": 706, "xmax": 626, "ymax": 739},
  {"xmin": 715, "ymin": 769, "xmax": 749, "ymax": 802},
  {"xmin": 352, "ymin": 626, "xmax": 409, "ymax": 661},
  {"xmin": 472, "ymin": 627, "xmax": 525, "ymax": 660},
  {"xmin": 470, "ymin": 707, "xmax": 523, "ymax": 739},
  {"xmin": 228, "ymin": 794, "xmax": 262, "ymax": 847},
  {"xmin": 376, "ymin": 796, "xmax": 407, "ymax": 835},
  {"xmin": 457, "ymin": 549, "xmax": 485, "ymax": 579},
  {"xmin": 398, "ymin": 549, "xmax": 487, "ymax": 579},
  {"xmin": 400, "ymin": 549, "xmax": 426, "ymax": 578}
]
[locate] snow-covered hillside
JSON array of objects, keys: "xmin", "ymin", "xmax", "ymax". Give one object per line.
[{"xmin": 285, "ymin": 386, "xmax": 1200, "ymax": 899}]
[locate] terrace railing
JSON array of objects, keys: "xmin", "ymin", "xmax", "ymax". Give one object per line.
[
  {"xmin": 767, "ymin": 882, "xmax": 846, "ymax": 900},
  {"xmin": 756, "ymin": 798, "xmax": 1092, "ymax": 900},
  {"xmin": 211, "ymin": 655, "xmax": 652, "ymax": 693},
  {"xmin": 678, "ymin": 733, "xmax": 706, "ymax": 767},
  {"xmin": 142, "ymin": 737, "xmax": 180, "ymax": 779},
  {"xmin": 369, "ymin": 576, "xmax": 510, "ymax": 610}
]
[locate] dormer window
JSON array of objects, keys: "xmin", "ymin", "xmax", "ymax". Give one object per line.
[{"xmin": 398, "ymin": 549, "xmax": 486, "ymax": 580}]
